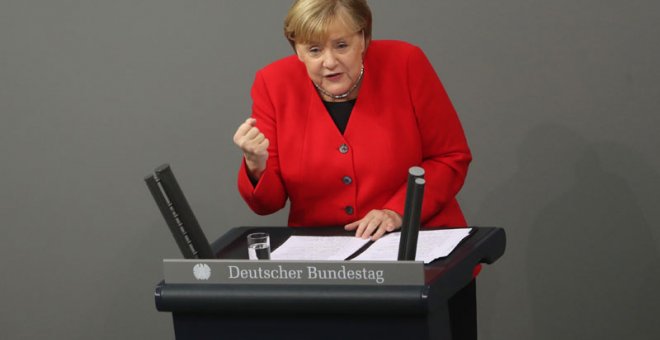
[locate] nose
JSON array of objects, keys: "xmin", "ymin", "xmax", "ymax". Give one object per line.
[{"xmin": 321, "ymin": 50, "xmax": 338, "ymax": 69}]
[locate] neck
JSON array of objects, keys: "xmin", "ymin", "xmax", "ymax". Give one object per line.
[{"xmin": 314, "ymin": 65, "xmax": 364, "ymax": 102}]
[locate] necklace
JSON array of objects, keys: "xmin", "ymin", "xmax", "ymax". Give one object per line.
[{"xmin": 313, "ymin": 65, "xmax": 364, "ymax": 101}]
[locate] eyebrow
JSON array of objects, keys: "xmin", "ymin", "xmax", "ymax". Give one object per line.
[
  {"xmin": 320, "ymin": 34, "xmax": 355, "ymax": 45},
  {"xmin": 303, "ymin": 31, "xmax": 358, "ymax": 47},
  {"xmin": 303, "ymin": 38, "xmax": 346, "ymax": 46}
]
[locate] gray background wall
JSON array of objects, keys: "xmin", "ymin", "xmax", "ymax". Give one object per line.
[{"xmin": 1, "ymin": 0, "xmax": 659, "ymax": 339}]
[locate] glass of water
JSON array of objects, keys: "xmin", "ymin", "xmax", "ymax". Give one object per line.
[{"xmin": 247, "ymin": 232, "xmax": 271, "ymax": 260}]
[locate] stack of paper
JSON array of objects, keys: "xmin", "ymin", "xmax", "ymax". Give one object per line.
[{"xmin": 270, "ymin": 228, "xmax": 472, "ymax": 264}]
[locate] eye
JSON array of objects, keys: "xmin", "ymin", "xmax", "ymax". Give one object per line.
[{"xmin": 336, "ymin": 42, "xmax": 348, "ymax": 49}]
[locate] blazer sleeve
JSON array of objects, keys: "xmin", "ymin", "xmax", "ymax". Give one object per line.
[
  {"xmin": 237, "ymin": 70, "xmax": 288, "ymax": 215},
  {"xmin": 383, "ymin": 46, "xmax": 472, "ymax": 223}
]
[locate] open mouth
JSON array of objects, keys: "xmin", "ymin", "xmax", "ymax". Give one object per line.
[{"xmin": 325, "ymin": 73, "xmax": 342, "ymax": 81}]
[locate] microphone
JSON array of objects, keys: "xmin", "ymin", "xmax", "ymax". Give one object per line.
[
  {"xmin": 145, "ymin": 164, "xmax": 215, "ymax": 259},
  {"xmin": 398, "ymin": 166, "xmax": 425, "ymax": 261}
]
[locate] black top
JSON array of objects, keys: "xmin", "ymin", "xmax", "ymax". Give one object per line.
[{"xmin": 322, "ymin": 99, "xmax": 356, "ymax": 135}]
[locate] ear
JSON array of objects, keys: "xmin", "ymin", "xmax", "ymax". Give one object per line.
[{"xmin": 360, "ymin": 31, "xmax": 369, "ymax": 54}]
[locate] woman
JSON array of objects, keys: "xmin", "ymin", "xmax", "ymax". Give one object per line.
[
  {"xmin": 234, "ymin": 1, "xmax": 476, "ymax": 338},
  {"xmin": 234, "ymin": 0, "xmax": 471, "ymax": 241}
]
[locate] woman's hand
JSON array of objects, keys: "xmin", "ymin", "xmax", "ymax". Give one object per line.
[
  {"xmin": 344, "ymin": 209, "xmax": 403, "ymax": 240},
  {"xmin": 233, "ymin": 118, "xmax": 269, "ymax": 181}
]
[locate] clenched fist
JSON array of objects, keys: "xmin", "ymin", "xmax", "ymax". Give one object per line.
[{"xmin": 233, "ymin": 118, "xmax": 269, "ymax": 181}]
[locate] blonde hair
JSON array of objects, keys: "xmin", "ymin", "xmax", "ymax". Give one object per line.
[{"xmin": 284, "ymin": 0, "xmax": 372, "ymax": 48}]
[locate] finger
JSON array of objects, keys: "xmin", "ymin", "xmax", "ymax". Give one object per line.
[
  {"xmin": 237, "ymin": 130, "xmax": 263, "ymax": 152},
  {"xmin": 252, "ymin": 132, "xmax": 265, "ymax": 144},
  {"xmin": 381, "ymin": 219, "xmax": 395, "ymax": 232},
  {"xmin": 255, "ymin": 137, "xmax": 269, "ymax": 155},
  {"xmin": 360, "ymin": 219, "xmax": 381, "ymax": 239},
  {"xmin": 344, "ymin": 220, "xmax": 360, "ymax": 231},
  {"xmin": 371, "ymin": 225, "xmax": 388, "ymax": 240},
  {"xmin": 354, "ymin": 210, "xmax": 378, "ymax": 237},
  {"xmin": 382, "ymin": 210, "xmax": 402, "ymax": 231},
  {"xmin": 261, "ymin": 137, "xmax": 270, "ymax": 150},
  {"xmin": 243, "ymin": 126, "xmax": 261, "ymax": 141},
  {"xmin": 243, "ymin": 117, "xmax": 257, "ymax": 128},
  {"xmin": 354, "ymin": 220, "xmax": 370, "ymax": 238},
  {"xmin": 387, "ymin": 221, "xmax": 401, "ymax": 232},
  {"xmin": 233, "ymin": 118, "xmax": 256, "ymax": 141}
]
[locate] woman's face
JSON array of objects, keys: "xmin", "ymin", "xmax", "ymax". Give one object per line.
[{"xmin": 295, "ymin": 19, "xmax": 365, "ymax": 101}]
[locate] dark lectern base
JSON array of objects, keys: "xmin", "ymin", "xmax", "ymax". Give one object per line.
[
  {"xmin": 172, "ymin": 305, "xmax": 451, "ymax": 340},
  {"xmin": 157, "ymin": 226, "xmax": 506, "ymax": 340}
]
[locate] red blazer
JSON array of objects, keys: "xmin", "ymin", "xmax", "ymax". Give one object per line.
[{"xmin": 238, "ymin": 40, "xmax": 471, "ymax": 228}]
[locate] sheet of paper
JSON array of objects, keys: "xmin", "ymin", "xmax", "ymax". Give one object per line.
[
  {"xmin": 271, "ymin": 235, "xmax": 371, "ymax": 261},
  {"xmin": 351, "ymin": 228, "xmax": 472, "ymax": 263},
  {"xmin": 347, "ymin": 232, "xmax": 399, "ymax": 261}
]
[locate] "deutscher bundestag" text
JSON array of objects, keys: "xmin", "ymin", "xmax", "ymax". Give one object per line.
[{"xmin": 227, "ymin": 265, "xmax": 385, "ymax": 284}]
